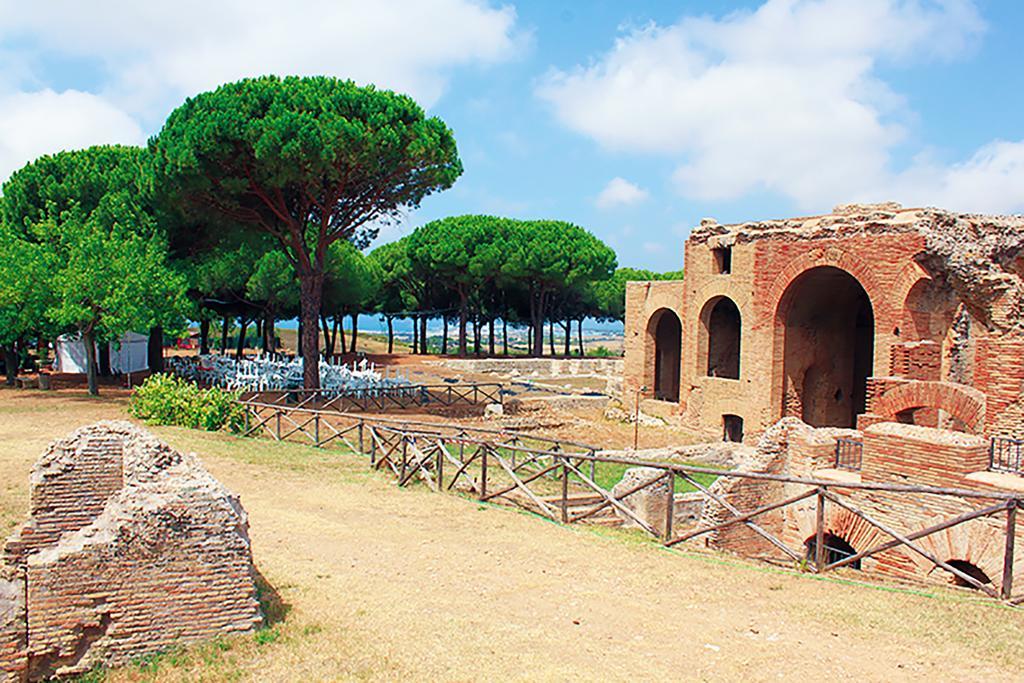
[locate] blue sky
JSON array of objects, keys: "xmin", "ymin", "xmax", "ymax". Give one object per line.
[{"xmin": 1, "ymin": 0, "xmax": 1023, "ymax": 273}]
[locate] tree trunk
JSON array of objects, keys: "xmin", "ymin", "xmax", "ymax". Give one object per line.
[
  {"xmin": 473, "ymin": 318, "xmax": 480, "ymax": 356},
  {"xmin": 420, "ymin": 315, "xmax": 428, "ymax": 355},
  {"xmin": 220, "ymin": 315, "xmax": 229, "ymax": 354},
  {"xmin": 235, "ymin": 318, "xmax": 248, "ymax": 359},
  {"xmin": 548, "ymin": 319, "xmax": 555, "ymax": 356},
  {"xmin": 98, "ymin": 341, "xmax": 111, "ymax": 377},
  {"xmin": 338, "ymin": 318, "xmax": 347, "ymax": 354},
  {"xmin": 262, "ymin": 312, "xmax": 273, "ymax": 353},
  {"xmin": 321, "ymin": 315, "xmax": 335, "ymax": 357},
  {"xmin": 531, "ymin": 289, "xmax": 545, "ymax": 357},
  {"xmin": 441, "ymin": 317, "xmax": 449, "ymax": 355},
  {"xmin": 332, "ymin": 318, "xmax": 340, "ymax": 358},
  {"xmin": 350, "ymin": 313, "xmax": 358, "ymax": 354},
  {"xmin": 563, "ymin": 319, "xmax": 571, "ymax": 357},
  {"xmin": 297, "ymin": 318, "xmax": 303, "ymax": 356},
  {"xmin": 578, "ymin": 319, "xmax": 585, "ymax": 356},
  {"xmin": 387, "ymin": 317, "xmax": 394, "ymax": 354},
  {"xmin": 488, "ymin": 320, "xmax": 495, "ymax": 357},
  {"xmin": 458, "ymin": 291, "xmax": 468, "ymax": 356},
  {"xmin": 298, "ymin": 273, "xmax": 324, "ymax": 389},
  {"xmin": 3, "ymin": 344, "xmax": 17, "ymax": 386},
  {"xmin": 148, "ymin": 326, "xmax": 164, "ymax": 373},
  {"xmin": 411, "ymin": 317, "xmax": 418, "ymax": 355},
  {"xmin": 502, "ymin": 319, "xmax": 508, "ymax": 356},
  {"xmin": 82, "ymin": 329, "xmax": 99, "ymax": 396},
  {"xmin": 200, "ymin": 318, "xmax": 210, "ymax": 355}
]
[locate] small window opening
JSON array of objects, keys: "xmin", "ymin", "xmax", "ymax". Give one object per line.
[
  {"xmin": 723, "ymin": 414, "xmax": 743, "ymax": 442},
  {"xmin": 946, "ymin": 559, "xmax": 991, "ymax": 588},
  {"xmin": 805, "ymin": 533, "xmax": 860, "ymax": 570},
  {"xmin": 712, "ymin": 246, "xmax": 732, "ymax": 274}
]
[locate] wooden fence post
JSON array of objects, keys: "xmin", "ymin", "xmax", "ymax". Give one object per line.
[
  {"xmin": 275, "ymin": 410, "xmax": 281, "ymax": 440},
  {"xmin": 358, "ymin": 420, "xmax": 364, "ymax": 453},
  {"xmin": 1002, "ymin": 500, "xmax": 1017, "ymax": 600},
  {"xmin": 815, "ymin": 487, "xmax": 826, "ymax": 572},
  {"xmin": 561, "ymin": 457, "xmax": 569, "ymax": 524},
  {"xmin": 480, "ymin": 446, "xmax": 488, "ymax": 501},
  {"xmin": 400, "ymin": 436, "xmax": 408, "ymax": 484},
  {"xmin": 370, "ymin": 426, "xmax": 376, "ymax": 466},
  {"xmin": 437, "ymin": 446, "xmax": 444, "ymax": 490},
  {"xmin": 663, "ymin": 471, "xmax": 674, "ymax": 544}
]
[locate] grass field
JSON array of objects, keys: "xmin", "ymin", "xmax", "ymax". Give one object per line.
[{"xmin": 3, "ymin": 388, "xmax": 1024, "ymax": 681}]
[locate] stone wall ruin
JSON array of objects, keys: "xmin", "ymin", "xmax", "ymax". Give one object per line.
[{"xmin": 0, "ymin": 422, "xmax": 262, "ymax": 682}]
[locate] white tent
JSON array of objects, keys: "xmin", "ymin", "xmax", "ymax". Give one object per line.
[{"xmin": 55, "ymin": 332, "xmax": 149, "ymax": 374}]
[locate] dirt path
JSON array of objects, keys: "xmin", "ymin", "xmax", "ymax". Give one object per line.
[{"xmin": 2, "ymin": 390, "xmax": 1023, "ymax": 681}]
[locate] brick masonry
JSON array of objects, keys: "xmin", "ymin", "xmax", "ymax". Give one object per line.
[
  {"xmin": 0, "ymin": 422, "xmax": 262, "ymax": 682},
  {"xmin": 623, "ymin": 202, "xmax": 1024, "ymax": 442}
]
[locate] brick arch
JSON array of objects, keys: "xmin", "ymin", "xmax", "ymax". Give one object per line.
[
  {"xmin": 765, "ymin": 248, "xmax": 884, "ymax": 327},
  {"xmin": 871, "ymin": 381, "xmax": 986, "ymax": 433},
  {"xmin": 891, "ymin": 261, "xmax": 931, "ymax": 318}
]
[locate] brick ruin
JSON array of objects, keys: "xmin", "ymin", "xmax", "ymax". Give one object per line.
[
  {"xmin": 622, "ymin": 202, "xmax": 1024, "ymax": 586},
  {"xmin": 624, "ymin": 202, "xmax": 1024, "ymax": 441},
  {"xmin": 0, "ymin": 422, "xmax": 262, "ymax": 682}
]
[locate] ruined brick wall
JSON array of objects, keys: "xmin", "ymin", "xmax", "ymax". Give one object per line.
[
  {"xmin": 0, "ymin": 423, "xmax": 262, "ymax": 682},
  {"xmin": 625, "ymin": 202, "xmax": 1024, "ymax": 441},
  {"xmin": 623, "ymin": 280, "xmax": 686, "ymax": 407},
  {"xmin": 704, "ymin": 419, "xmax": 1023, "ymax": 592}
]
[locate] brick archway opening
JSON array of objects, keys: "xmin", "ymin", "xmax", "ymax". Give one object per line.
[
  {"xmin": 701, "ymin": 296, "xmax": 741, "ymax": 379},
  {"xmin": 805, "ymin": 532, "xmax": 860, "ymax": 570},
  {"xmin": 646, "ymin": 308, "xmax": 681, "ymax": 402},
  {"xmin": 779, "ymin": 266, "xmax": 874, "ymax": 428},
  {"xmin": 945, "ymin": 560, "xmax": 992, "ymax": 589},
  {"xmin": 869, "ymin": 381, "xmax": 985, "ymax": 433}
]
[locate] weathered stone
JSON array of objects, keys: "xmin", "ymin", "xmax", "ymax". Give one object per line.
[
  {"xmin": 0, "ymin": 422, "xmax": 262, "ymax": 682},
  {"xmin": 612, "ymin": 467, "xmax": 671, "ymax": 535}
]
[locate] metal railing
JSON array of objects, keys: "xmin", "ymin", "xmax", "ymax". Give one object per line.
[
  {"xmin": 239, "ymin": 383, "xmax": 504, "ymax": 414},
  {"xmin": 835, "ymin": 438, "xmax": 864, "ymax": 471},
  {"xmin": 990, "ymin": 436, "xmax": 1024, "ymax": 474},
  {"xmin": 236, "ymin": 399, "xmax": 1024, "ymax": 605}
]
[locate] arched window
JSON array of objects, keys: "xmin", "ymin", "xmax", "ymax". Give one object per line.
[
  {"xmin": 805, "ymin": 532, "xmax": 860, "ymax": 570},
  {"xmin": 703, "ymin": 297, "xmax": 741, "ymax": 380}
]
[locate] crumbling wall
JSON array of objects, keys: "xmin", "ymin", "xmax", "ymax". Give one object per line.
[{"xmin": 0, "ymin": 422, "xmax": 262, "ymax": 682}]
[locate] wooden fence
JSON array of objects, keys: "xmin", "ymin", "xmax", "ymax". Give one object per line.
[
  {"xmin": 238, "ymin": 399, "xmax": 1024, "ymax": 605},
  {"xmin": 239, "ymin": 383, "xmax": 504, "ymax": 414}
]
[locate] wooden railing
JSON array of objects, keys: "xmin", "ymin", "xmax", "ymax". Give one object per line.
[
  {"xmin": 239, "ymin": 383, "xmax": 504, "ymax": 414},
  {"xmin": 238, "ymin": 400, "xmax": 1024, "ymax": 605}
]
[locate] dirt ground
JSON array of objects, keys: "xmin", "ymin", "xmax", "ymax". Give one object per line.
[{"xmin": 2, "ymin": 388, "xmax": 1024, "ymax": 682}]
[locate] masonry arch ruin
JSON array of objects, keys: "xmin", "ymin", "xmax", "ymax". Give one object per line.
[
  {"xmin": 870, "ymin": 381, "xmax": 985, "ymax": 433},
  {"xmin": 646, "ymin": 308, "xmax": 682, "ymax": 402},
  {"xmin": 699, "ymin": 296, "xmax": 741, "ymax": 380},
  {"xmin": 776, "ymin": 266, "xmax": 875, "ymax": 428}
]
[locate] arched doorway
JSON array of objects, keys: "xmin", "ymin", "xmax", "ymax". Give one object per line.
[
  {"xmin": 945, "ymin": 559, "xmax": 992, "ymax": 589},
  {"xmin": 702, "ymin": 297, "xmax": 741, "ymax": 379},
  {"xmin": 805, "ymin": 532, "xmax": 860, "ymax": 570},
  {"xmin": 648, "ymin": 309, "xmax": 681, "ymax": 402},
  {"xmin": 779, "ymin": 267, "xmax": 874, "ymax": 428}
]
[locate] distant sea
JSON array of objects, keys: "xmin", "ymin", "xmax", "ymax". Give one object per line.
[{"xmin": 275, "ymin": 314, "xmax": 625, "ymax": 336}]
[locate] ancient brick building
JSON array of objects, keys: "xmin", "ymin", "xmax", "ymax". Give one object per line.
[
  {"xmin": 0, "ymin": 422, "xmax": 262, "ymax": 682},
  {"xmin": 624, "ymin": 202, "xmax": 1024, "ymax": 443}
]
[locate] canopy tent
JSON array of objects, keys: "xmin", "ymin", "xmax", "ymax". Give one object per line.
[{"xmin": 54, "ymin": 332, "xmax": 149, "ymax": 374}]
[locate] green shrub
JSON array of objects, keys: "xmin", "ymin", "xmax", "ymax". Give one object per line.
[
  {"xmin": 586, "ymin": 345, "xmax": 620, "ymax": 358},
  {"xmin": 130, "ymin": 374, "xmax": 245, "ymax": 432}
]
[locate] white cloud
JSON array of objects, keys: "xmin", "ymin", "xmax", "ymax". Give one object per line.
[
  {"xmin": 0, "ymin": 0, "xmax": 523, "ymax": 184},
  {"xmin": 537, "ymin": 0, "xmax": 998, "ymax": 211},
  {"xmin": 891, "ymin": 140, "xmax": 1024, "ymax": 213},
  {"xmin": 0, "ymin": 90, "xmax": 145, "ymax": 185},
  {"xmin": 596, "ymin": 177, "xmax": 650, "ymax": 209}
]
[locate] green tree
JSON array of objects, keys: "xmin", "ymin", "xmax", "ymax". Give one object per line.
[
  {"xmin": 322, "ymin": 242, "xmax": 379, "ymax": 355},
  {"xmin": 2, "ymin": 146, "xmax": 188, "ymax": 394},
  {"xmin": 505, "ymin": 221, "xmax": 617, "ymax": 357},
  {"xmin": 408, "ymin": 215, "xmax": 511, "ymax": 355},
  {"xmin": 0, "ymin": 223, "xmax": 51, "ymax": 384},
  {"xmin": 150, "ymin": 75, "xmax": 462, "ymax": 388}
]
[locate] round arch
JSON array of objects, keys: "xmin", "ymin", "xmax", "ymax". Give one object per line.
[
  {"xmin": 870, "ymin": 381, "xmax": 986, "ymax": 433},
  {"xmin": 773, "ymin": 266, "xmax": 875, "ymax": 428},
  {"xmin": 698, "ymin": 295, "xmax": 741, "ymax": 380},
  {"xmin": 644, "ymin": 308, "xmax": 682, "ymax": 402}
]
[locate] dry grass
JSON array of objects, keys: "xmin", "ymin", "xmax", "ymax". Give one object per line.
[{"xmin": 2, "ymin": 388, "xmax": 1024, "ymax": 681}]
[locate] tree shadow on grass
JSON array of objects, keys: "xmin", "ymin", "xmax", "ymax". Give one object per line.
[{"xmin": 254, "ymin": 565, "xmax": 290, "ymax": 627}]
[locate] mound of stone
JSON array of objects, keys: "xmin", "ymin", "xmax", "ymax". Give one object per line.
[{"xmin": 0, "ymin": 422, "xmax": 262, "ymax": 682}]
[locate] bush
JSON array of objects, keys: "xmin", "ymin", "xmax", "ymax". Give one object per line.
[
  {"xmin": 586, "ymin": 345, "xmax": 620, "ymax": 358},
  {"xmin": 130, "ymin": 374, "xmax": 245, "ymax": 432}
]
